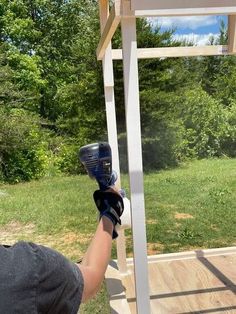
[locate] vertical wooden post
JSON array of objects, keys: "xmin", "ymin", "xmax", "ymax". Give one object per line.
[
  {"xmin": 99, "ymin": 0, "xmax": 127, "ymax": 274},
  {"xmin": 121, "ymin": 1, "xmax": 151, "ymax": 313},
  {"xmin": 228, "ymin": 15, "xmax": 236, "ymax": 53}
]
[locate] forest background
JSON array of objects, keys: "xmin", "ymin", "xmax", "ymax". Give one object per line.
[{"xmin": 0, "ymin": 0, "xmax": 235, "ymax": 183}]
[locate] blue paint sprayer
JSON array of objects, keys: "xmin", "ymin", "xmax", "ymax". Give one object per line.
[{"xmin": 78, "ymin": 142, "xmax": 131, "ymax": 231}]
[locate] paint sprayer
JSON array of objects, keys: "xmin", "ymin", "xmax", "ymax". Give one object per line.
[{"xmin": 78, "ymin": 142, "xmax": 131, "ymax": 230}]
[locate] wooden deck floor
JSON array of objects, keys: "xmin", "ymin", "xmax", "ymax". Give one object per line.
[{"xmin": 105, "ymin": 247, "xmax": 236, "ymax": 314}]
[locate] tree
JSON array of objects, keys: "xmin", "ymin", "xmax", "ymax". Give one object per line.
[{"xmin": 0, "ymin": 0, "xmax": 107, "ymax": 140}]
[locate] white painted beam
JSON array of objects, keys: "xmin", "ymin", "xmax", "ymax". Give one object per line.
[
  {"xmin": 228, "ymin": 15, "xmax": 236, "ymax": 53},
  {"xmin": 99, "ymin": 0, "xmax": 128, "ymax": 275},
  {"xmin": 124, "ymin": 246, "xmax": 236, "ymax": 265},
  {"xmin": 121, "ymin": 10, "xmax": 151, "ymax": 314},
  {"xmin": 97, "ymin": 2, "xmax": 121, "ymax": 61},
  {"xmin": 112, "ymin": 45, "xmax": 229, "ymax": 60},
  {"xmin": 130, "ymin": 0, "xmax": 236, "ymax": 16}
]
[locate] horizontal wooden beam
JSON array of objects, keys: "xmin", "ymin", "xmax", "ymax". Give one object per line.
[
  {"xmin": 124, "ymin": 246, "xmax": 236, "ymax": 265},
  {"xmin": 134, "ymin": 8, "xmax": 236, "ymax": 17},
  {"xmin": 97, "ymin": 3, "xmax": 121, "ymax": 61},
  {"xmin": 131, "ymin": 0, "xmax": 236, "ymax": 16},
  {"xmin": 112, "ymin": 45, "xmax": 231, "ymax": 60},
  {"xmin": 228, "ymin": 15, "xmax": 236, "ymax": 53}
]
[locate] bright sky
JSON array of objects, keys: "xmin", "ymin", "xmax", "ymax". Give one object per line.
[{"xmin": 149, "ymin": 15, "xmax": 228, "ymax": 45}]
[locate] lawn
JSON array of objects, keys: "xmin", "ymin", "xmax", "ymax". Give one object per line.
[{"xmin": 0, "ymin": 158, "xmax": 235, "ymax": 312}]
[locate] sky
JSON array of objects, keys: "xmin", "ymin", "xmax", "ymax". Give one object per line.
[{"xmin": 149, "ymin": 15, "xmax": 228, "ymax": 45}]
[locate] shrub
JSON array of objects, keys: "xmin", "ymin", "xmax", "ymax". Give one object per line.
[
  {"xmin": 55, "ymin": 140, "xmax": 85, "ymax": 175},
  {"xmin": 221, "ymin": 102, "xmax": 236, "ymax": 157},
  {"xmin": 179, "ymin": 88, "xmax": 230, "ymax": 158},
  {"xmin": 0, "ymin": 108, "xmax": 48, "ymax": 183},
  {"xmin": 119, "ymin": 87, "xmax": 234, "ymax": 172}
]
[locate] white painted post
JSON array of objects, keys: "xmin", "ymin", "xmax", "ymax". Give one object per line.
[
  {"xmin": 99, "ymin": 0, "xmax": 128, "ymax": 274},
  {"xmin": 121, "ymin": 1, "xmax": 151, "ymax": 313}
]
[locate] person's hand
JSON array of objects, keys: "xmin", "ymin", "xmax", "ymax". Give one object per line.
[
  {"xmin": 93, "ymin": 188, "xmax": 124, "ymax": 239},
  {"xmin": 95, "ymin": 170, "xmax": 118, "ymax": 191}
]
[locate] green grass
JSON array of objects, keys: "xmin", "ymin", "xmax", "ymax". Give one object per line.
[
  {"xmin": 0, "ymin": 158, "xmax": 236, "ymax": 312},
  {"xmin": 143, "ymin": 158, "xmax": 236, "ymax": 253}
]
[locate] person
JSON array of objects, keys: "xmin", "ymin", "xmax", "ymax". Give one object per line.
[{"xmin": 0, "ymin": 186, "xmax": 124, "ymax": 314}]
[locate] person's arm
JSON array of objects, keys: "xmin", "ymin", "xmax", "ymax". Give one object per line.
[{"xmin": 77, "ymin": 216, "xmax": 114, "ymax": 302}]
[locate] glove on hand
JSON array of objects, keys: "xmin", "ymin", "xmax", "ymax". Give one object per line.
[
  {"xmin": 93, "ymin": 190, "xmax": 124, "ymax": 239},
  {"xmin": 96, "ymin": 170, "xmax": 118, "ymax": 191}
]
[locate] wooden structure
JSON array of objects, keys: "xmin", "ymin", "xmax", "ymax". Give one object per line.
[
  {"xmin": 97, "ymin": 1, "xmax": 236, "ymax": 313},
  {"xmin": 106, "ymin": 247, "xmax": 236, "ymax": 313}
]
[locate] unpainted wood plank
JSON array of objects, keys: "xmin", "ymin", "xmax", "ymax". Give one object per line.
[
  {"xmin": 122, "ymin": 254, "xmax": 236, "ymax": 314},
  {"xmin": 206, "ymin": 254, "xmax": 236, "ymax": 285},
  {"xmin": 99, "ymin": 0, "xmax": 114, "ymax": 86},
  {"xmin": 97, "ymin": 3, "xmax": 121, "ymax": 60},
  {"xmin": 152, "ymin": 257, "xmax": 236, "ymax": 313},
  {"xmin": 130, "ymin": 0, "xmax": 236, "ymax": 16},
  {"xmin": 122, "ymin": 268, "xmax": 137, "ymax": 314},
  {"xmin": 228, "ymin": 15, "xmax": 236, "ymax": 53},
  {"xmin": 111, "ymin": 45, "xmax": 229, "ymax": 60}
]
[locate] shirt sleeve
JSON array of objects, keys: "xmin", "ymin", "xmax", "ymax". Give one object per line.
[{"xmin": 35, "ymin": 244, "xmax": 84, "ymax": 314}]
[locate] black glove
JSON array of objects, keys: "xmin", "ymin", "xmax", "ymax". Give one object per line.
[
  {"xmin": 96, "ymin": 170, "xmax": 118, "ymax": 191},
  {"xmin": 93, "ymin": 190, "xmax": 124, "ymax": 239}
]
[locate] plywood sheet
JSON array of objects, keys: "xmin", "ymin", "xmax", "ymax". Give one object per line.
[{"xmin": 112, "ymin": 251, "xmax": 236, "ymax": 314}]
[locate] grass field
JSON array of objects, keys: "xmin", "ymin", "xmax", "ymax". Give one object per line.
[{"xmin": 0, "ymin": 158, "xmax": 235, "ymax": 312}]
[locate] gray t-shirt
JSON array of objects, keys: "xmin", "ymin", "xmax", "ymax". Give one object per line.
[{"xmin": 0, "ymin": 241, "xmax": 84, "ymax": 314}]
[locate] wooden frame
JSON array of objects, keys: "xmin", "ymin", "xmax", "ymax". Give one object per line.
[
  {"xmin": 131, "ymin": 0, "xmax": 236, "ymax": 16},
  {"xmin": 97, "ymin": 1, "xmax": 121, "ymax": 60},
  {"xmin": 99, "ymin": 0, "xmax": 128, "ymax": 274},
  {"xmin": 228, "ymin": 15, "xmax": 236, "ymax": 53},
  {"xmin": 105, "ymin": 246, "xmax": 236, "ymax": 313},
  {"xmin": 111, "ymin": 45, "xmax": 229, "ymax": 60},
  {"xmin": 97, "ymin": 6, "xmax": 236, "ymax": 60},
  {"xmin": 97, "ymin": 1, "xmax": 236, "ymax": 313},
  {"xmin": 121, "ymin": 12, "xmax": 151, "ymax": 313},
  {"xmin": 125, "ymin": 246, "xmax": 236, "ymax": 265}
]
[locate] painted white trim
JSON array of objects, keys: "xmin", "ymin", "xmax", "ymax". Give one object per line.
[
  {"xmin": 99, "ymin": 0, "xmax": 128, "ymax": 274},
  {"xmin": 105, "ymin": 264, "xmax": 132, "ymax": 313},
  {"xmin": 121, "ymin": 8, "xmax": 151, "ymax": 314},
  {"xmin": 123, "ymin": 246, "xmax": 236, "ymax": 265}
]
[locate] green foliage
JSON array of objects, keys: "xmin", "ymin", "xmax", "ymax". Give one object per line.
[
  {"xmin": 178, "ymin": 88, "xmax": 229, "ymax": 158},
  {"xmin": 1, "ymin": 0, "xmax": 104, "ymax": 132},
  {"xmin": 0, "ymin": 5, "xmax": 236, "ymax": 181},
  {"xmin": 221, "ymin": 103, "xmax": 236, "ymax": 157},
  {"xmin": 0, "ymin": 108, "xmax": 48, "ymax": 182},
  {"xmin": 53, "ymin": 140, "xmax": 84, "ymax": 175},
  {"xmin": 0, "ymin": 43, "xmax": 34, "ymax": 109},
  {"xmin": 137, "ymin": 84, "xmax": 235, "ymax": 171}
]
